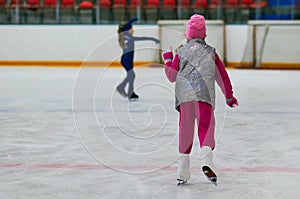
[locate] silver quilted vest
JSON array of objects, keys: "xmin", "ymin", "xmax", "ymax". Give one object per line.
[{"xmin": 175, "ymin": 38, "xmax": 216, "ymax": 109}]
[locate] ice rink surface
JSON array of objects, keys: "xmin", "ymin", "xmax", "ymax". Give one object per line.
[{"xmin": 0, "ymin": 67, "xmax": 299, "ymax": 199}]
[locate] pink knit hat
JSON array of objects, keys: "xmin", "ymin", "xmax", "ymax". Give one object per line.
[{"xmin": 185, "ymin": 14, "xmax": 206, "ymax": 39}]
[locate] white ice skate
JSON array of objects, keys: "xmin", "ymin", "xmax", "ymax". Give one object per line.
[
  {"xmin": 199, "ymin": 146, "xmax": 218, "ymax": 186},
  {"xmin": 177, "ymin": 154, "xmax": 191, "ymax": 185}
]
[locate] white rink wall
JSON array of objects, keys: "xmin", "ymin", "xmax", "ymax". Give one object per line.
[
  {"xmin": 0, "ymin": 24, "xmax": 300, "ymax": 66},
  {"xmin": 0, "ymin": 25, "xmax": 160, "ymax": 62}
]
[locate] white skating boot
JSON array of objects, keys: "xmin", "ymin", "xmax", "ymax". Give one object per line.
[
  {"xmin": 177, "ymin": 154, "xmax": 191, "ymax": 185},
  {"xmin": 199, "ymin": 146, "xmax": 218, "ymax": 186}
]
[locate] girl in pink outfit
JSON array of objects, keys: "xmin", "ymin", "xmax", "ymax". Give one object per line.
[{"xmin": 162, "ymin": 14, "xmax": 238, "ymax": 185}]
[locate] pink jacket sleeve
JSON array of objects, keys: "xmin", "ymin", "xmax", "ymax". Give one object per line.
[
  {"xmin": 164, "ymin": 54, "xmax": 179, "ymax": 83},
  {"xmin": 215, "ymin": 53, "xmax": 233, "ymax": 98}
]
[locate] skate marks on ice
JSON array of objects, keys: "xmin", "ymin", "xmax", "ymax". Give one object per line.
[
  {"xmin": 1, "ymin": 68, "xmax": 300, "ymax": 198},
  {"xmin": 72, "ymin": 67, "xmax": 180, "ymax": 173},
  {"xmin": 174, "ymin": 167, "xmax": 300, "ymax": 198}
]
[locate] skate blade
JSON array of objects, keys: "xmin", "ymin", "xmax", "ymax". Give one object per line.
[
  {"xmin": 202, "ymin": 166, "xmax": 217, "ymax": 186},
  {"xmin": 177, "ymin": 178, "xmax": 187, "ymax": 185},
  {"xmin": 128, "ymin": 98, "xmax": 139, "ymax": 101}
]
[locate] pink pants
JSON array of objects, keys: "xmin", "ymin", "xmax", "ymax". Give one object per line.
[{"xmin": 179, "ymin": 101, "xmax": 215, "ymax": 154}]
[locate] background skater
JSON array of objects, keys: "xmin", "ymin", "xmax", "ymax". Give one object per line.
[{"xmin": 117, "ymin": 18, "xmax": 160, "ymax": 100}]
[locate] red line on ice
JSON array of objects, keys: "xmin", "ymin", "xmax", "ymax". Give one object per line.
[{"xmin": 0, "ymin": 163, "xmax": 300, "ymax": 173}]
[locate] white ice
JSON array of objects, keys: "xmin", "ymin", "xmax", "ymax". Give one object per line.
[{"xmin": 0, "ymin": 67, "xmax": 299, "ymax": 199}]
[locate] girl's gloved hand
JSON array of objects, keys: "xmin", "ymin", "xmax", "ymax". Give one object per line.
[
  {"xmin": 162, "ymin": 47, "xmax": 173, "ymax": 64},
  {"xmin": 226, "ymin": 96, "xmax": 238, "ymax": 108}
]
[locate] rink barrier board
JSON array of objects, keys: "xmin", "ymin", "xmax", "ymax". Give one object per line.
[
  {"xmin": 0, "ymin": 60, "xmax": 299, "ymax": 69},
  {"xmin": 0, "ymin": 61, "xmax": 164, "ymax": 68},
  {"xmin": 232, "ymin": 62, "xmax": 300, "ymax": 70}
]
